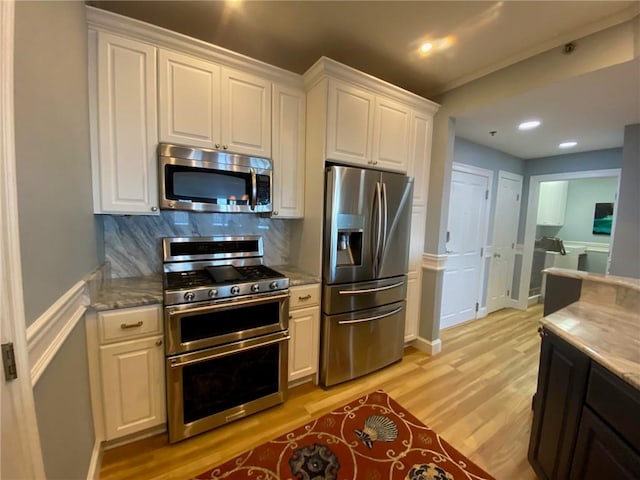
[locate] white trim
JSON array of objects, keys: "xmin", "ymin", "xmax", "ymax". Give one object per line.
[
  {"xmin": 86, "ymin": 439, "xmax": 102, "ymax": 480},
  {"xmin": 517, "ymin": 168, "xmax": 621, "ymax": 309},
  {"xmin": 421, "ymin": 253, "xmax": 447, "ymax": 271},
  {"xmin": 26, "ymin": 281, "xmax": 88, "ymax": 385},
  {"xmin": 564, "ymin": 241, "xmax": 611, "ymax": 253},
  {"xmin": 412, "ymin": 336, "xmax": 442, "ymax": 356},
  {"xmin": 0, "ymin": 1, "xmax": 46, "ymax": 476}
]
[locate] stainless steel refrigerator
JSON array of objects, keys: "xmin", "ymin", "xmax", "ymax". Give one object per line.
[{"xmin": 320, "ymin": 164, "xmax": 414, "ymax": 387}]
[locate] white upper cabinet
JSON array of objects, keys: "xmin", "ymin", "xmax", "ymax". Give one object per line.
[
  {"xmin": 407, "ymin": 112, "xmax": 433, "ymax": 206},
  {"xmin": 326, "ymin": 79, "xmax": 375, "ymax": 166},
  {"xmin": 221, "ymin": 68, "xmax": 271, "ymax": 158},
  {"xmin": 90, "ymin": 31, "xmax": 159, "ymax": 215},
  {"xmin": 372, "ymin": 96, "xmax": 411, "ymax": 172},
  {"xmin": 537, "ymin": 180, "xmax": 568, "ymax": 226},
  {"xmin": 158, "ymin": 50, "xmax": 271, "ymax": 158},
  {"xmin": 158, "ymin": 50, "xmax": 221, "ymax": 148},
  {"xmin": 304, "ymin": 58, "xmax": 438, "ymax": 174},
  {"xmin": 272, "ymin": 83, "xmax": 306, "ymax": 218}
]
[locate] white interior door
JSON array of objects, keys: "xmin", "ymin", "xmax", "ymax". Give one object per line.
[
  {"xmin": 487, "ymin": 171, "xmax": 522, "ymax": 313},
  {"xmin": 1, "ymin": 2, "xmax": 46, "ymax": 477},
  {"xmin": 441, "ymin": 166, "xmax": 490, "ymax": 330}
]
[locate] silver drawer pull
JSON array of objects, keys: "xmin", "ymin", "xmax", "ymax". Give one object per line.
[
  {"xmin": 120, "ymin": 321, "xmax": 143, "ymax": 330},
  {"xmin": 338, "ymin": 281, "xmax": 404, "ymax": 295},
  {"xmin": 298, "ymin": 294, "xmax": 312, "ymax": 301}
]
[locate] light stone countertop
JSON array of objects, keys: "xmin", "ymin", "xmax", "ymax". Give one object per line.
[
  {"xmin": 541, "ymin": 268, "xmax": 640, "ymax": 390},
  {"xmin": 88, "ymin": 274, "xmax": 163, "ymax": 311},
  {"xmin": 88, "ymin": 266, "xmax": 319, "ymax": 311}
]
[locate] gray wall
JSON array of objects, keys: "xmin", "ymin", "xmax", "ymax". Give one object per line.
[
  {"xmin": 14, "ymin": 2, "xmax": 99, "ymax": 478},
  {"xmin": 15, "ymin": 0, "xmax": 101, "ymax": 325},
  {"xmin": 610, "ymin": 124, "xmax": 640, "ymax": 278}
]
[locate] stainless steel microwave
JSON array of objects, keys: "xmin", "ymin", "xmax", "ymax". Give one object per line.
[{"xmin": 158, "ymin": 143, "xmax": 272, "ymax": 214}]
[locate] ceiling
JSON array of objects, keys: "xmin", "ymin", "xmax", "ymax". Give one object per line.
[{"xmin": 89, "ymin": 0, "xmax": 640, "ymax": 159}]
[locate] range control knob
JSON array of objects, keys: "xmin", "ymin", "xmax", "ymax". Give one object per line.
[
  {"xmin": 269, "ymin": 281, "xmax": 279, "ymax": 290},
  {"xmin": 208, "ymin": 288, "xmax": 218, "ymax": 298},
  {"xmin": 230, "ymin": 285, "xmax": 240, "ymax": 295},
  {"xmin": 184, "ymin": 292, "xmax": 195, "ymax": 302},
  {"xmin": 251, "ymin": 284, "xmax": 260, "ymax": 292}
]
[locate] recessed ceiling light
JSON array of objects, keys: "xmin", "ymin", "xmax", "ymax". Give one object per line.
[
  {"xmin": 559, "ymin": 141, "xmax": 577, "ymax": 149},
  {"xmin": 518, "ymin": 120, "xmax": 541, "ymax": 130},
  {"xmin": 420, "ymin": 43, "xmax": 433, "ymax": 53}
]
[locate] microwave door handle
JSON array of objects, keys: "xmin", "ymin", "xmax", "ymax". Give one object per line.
[{"xmin": 250, "ymin": 168, "xmax": 257, "ymax": 211}]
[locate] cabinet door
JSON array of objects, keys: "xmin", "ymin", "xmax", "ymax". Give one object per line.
[
  {"xmin": 528, "ymin": 330, "xmax": 590, "ymax": 480},
  {"xmin": 93, "ymin": 32, "xmax": 158, "ymax": 215},
  {"xmin": 408, "ymin": 112, "xmax": 432, "ymax": 206},
  {"xmin": 100, "ymin": 335, "xmax": 166, "ymax": 440},
  {"xmin": 272, "ymin": 83, "xmax": 305, "ymax": 218},
  {"xmin": 570, "ymin": 407, "xmax": 640, "ymax": 479},
  {"xmin": 158, "ymin": 50, "xmax": 221, "ymax": 149},
  {"xmin": 221, "ymin": 68, "xmax": 271, "ymax": 157},
  {"xmin": 288, "ymin": 306, "xmax": 320, "ymax": 382},
  {"xmin": 326, "ymin": 79, "xmax": 374, "ymax": 166},
  {"xmin": 372, "ymin": 97, "xmax": 411, "ymax": 172},
  {"xmin": 537, "ymin": 181, "xmax": 568, "ymax": 226}
]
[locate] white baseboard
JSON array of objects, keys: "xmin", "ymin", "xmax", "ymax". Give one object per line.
[
  {"xmin": 412, "ymin": 336, "xmax": 442, "ymax": 355},
  {"xmin": 26, "ymin": 280, "xmax": 88, "ymax": 385},
  {"xmin": 86, "ymin": 439, "xmax": 102, "ymax": 480}
]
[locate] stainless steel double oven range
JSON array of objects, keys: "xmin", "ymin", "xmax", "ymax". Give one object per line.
[{"xmin": 162, "ymin": 236, "xmax": 290, "ymax": 443}]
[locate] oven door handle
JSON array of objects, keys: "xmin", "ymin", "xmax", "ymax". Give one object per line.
[
  {"xmin": 250, "ymin": 167, "xmax": 257, "ymax": 211},
  {"xmin": 168, "ymin": 333, "xmax": 291, "ymax": 368}
]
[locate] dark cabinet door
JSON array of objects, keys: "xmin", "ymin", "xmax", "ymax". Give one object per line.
[
  {"xmin": 570, "ymin": 407, "xmax": 640, "ymax": 479},
  {"xmin": 528, "ymin": 330, "xmax": 590, "ymax": 480}
]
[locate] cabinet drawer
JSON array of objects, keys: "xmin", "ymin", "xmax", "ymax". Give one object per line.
[
  {"xmin": 98, "ymin": 305, "xmax": 162, "ymax": 344},
  {"xmin": 289, "ymin": 284, "xmax": 320, "ymax": 310},
  {"xmin": 586, "ymin": 364, "xmax": 640, "ymax": 451}
]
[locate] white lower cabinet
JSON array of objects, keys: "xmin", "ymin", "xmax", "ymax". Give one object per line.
[
  {"xmin": 87, "ymin": 304, "xmax": 166, "ymax": 442},
  {"xmin": 288, "ymin": 284, "xmax": 321, "ymax": 384}
]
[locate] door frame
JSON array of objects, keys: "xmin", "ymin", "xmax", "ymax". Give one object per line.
[
  {"xmin": 517, "ymin": 168, "xmax": 622, "ymax": 309},
  {"xmin": 487, "ymin": 170, "xmax": 523, "ymax": 313},
  {"xmin": 0, "ymin": 1, "xmax": 46, "ymax": 477},
  {"xmin": 441, "ymin": 162, "xmax": 493, "ymax": 327}
]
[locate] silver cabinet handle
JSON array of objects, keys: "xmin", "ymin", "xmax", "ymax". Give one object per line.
[
  {"xmin": 120, "ymin": 321, "xmax": 143, "ymax": 329},
  {"xmin": 338, "ymin": 281, "xmax": 404, "ymax": 295},
  {"xmin": 215, "ymin": 143, "xmax": 221, "ymax": 149},
  {"xmin": 150, "ymin": 206, "xmax": 158, "ymax": 212},
  {"xmin": 338, "ymin": 306, "xmax": 403, "ymax": 325},
  {"xmin": 223, "ymin": 145, "xmax": 228, "ymax": 150}
]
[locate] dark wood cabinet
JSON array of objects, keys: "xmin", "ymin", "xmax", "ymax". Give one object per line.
[
  {"xmin": 570, "ymin": 408, "xmax": 640, "ymax": 479},
  {"xmin": 528, "ymin": 330, "xmax": 590, "ymax": 479},
  {"xmin": 529, "ymin": 329, "xmax": 640, "ymax": 480}
]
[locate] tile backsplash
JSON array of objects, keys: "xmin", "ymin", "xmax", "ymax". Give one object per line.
[{"xmin": 103, "ymin": 211, "xmax": 295, "ymax": 278}]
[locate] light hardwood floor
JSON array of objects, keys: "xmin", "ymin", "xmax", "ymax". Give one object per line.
[{"xmin": 100, "ymin": 304, "xmax": 543, "ymax": 480}]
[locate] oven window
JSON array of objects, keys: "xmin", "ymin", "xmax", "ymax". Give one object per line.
[
  {"xmin": 182, "ymin": 343, "xmax": 279, "ymax": 424},
  {"xmin": 180, "ymin": 301, "xmax": 280, "ymax": 344}
]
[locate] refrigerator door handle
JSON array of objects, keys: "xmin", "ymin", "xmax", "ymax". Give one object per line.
[
  {"xmin": 337, "ymin": 306, "xmax": 404, "ymax": 325},
  {"xmin": 338, "ymin": 281, "xmax": 405, "ymax": 295},
  {"xmin": 379, "ymin": 182, "xmax": 388, "ymax": 269},
  {"xmin": 372, "ymin": 182, "xmax": 383, "ymax": 277}
]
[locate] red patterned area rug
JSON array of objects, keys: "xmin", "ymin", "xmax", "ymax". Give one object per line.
[{"xmin": 193, "ymin": 389, "xmax": 495, "ymax": 480}]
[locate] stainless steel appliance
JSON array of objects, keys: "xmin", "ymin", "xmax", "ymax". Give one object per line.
[
  {"xmin": 158, "ymin": 143, "xmax": 272, "ymax": 214},
  {"xmin": 162, "ymin": 236, "xmax": 290, "ymax": 443},
  {"xmin": 321, "ymin": 165, "xmax": 414, "ymax": 387}
]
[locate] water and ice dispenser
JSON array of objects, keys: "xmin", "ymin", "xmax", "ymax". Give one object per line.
[{"xmin": 336, "ymin": 230, "xmax": 362, "ymax": 266}]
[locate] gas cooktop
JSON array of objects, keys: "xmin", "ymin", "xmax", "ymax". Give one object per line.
[{"xmin": 162, "ymin": 236, "xmax": 289, "ymax": 306}]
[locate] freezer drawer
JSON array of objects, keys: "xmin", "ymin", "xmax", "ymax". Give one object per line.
[{"xmin": 320, "ymin": 301, "xmax": 405, "ymax": 387}]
